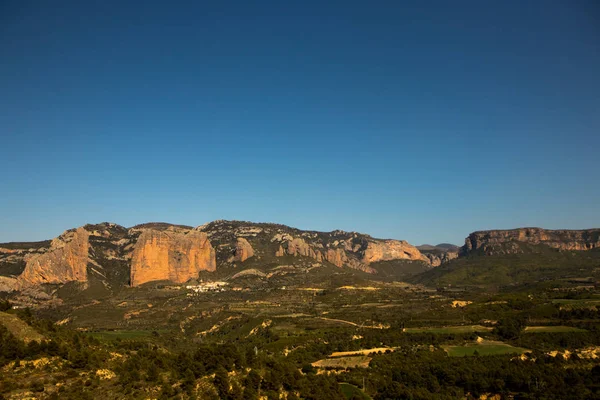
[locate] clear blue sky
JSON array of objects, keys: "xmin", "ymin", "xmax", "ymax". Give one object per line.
[{"xmin": 1, "ymin": 1, "xmax": 599, "ymax": 245}]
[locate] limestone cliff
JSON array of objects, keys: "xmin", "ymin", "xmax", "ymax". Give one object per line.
[
  {"xmin": 422, "ymin": 251, "xmax": 459, "ymax": 267},
  {"xmin": 130, "ymin": 229, "xmax": 216, "ymax": 286},
  {"xmin": 362, "ymin": 240, "xmax": 428, "ymax": 264},
  {"xmin": 325, "ymin": 248, "xmax": 348, "ymax": 267},
  {"xmin": 275, "ymin": 236, "xmax": 323, "ymax": 261},
  {"xmin": 271, "ymin": 231, "xmax": 427, "ymax": 272},
  {"xmin": 229, "ymin": 237, "xmax": 254, "ymax": 262},
  {"xmin": 462, "ymin": 228, "xmax": 600, "ymax": 255},
  {"xmin": 417, "ymin": 244, "xmax": 460, "ymax": 266},
  {"xmin": 0, "ymin": 276, "xmax": 17, "ymax": 292},
  {"xmin": 16, "ymin": 227, "xmax": 90, "ymax": 288}
]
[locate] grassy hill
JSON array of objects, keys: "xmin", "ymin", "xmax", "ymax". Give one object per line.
[
  {"xmin": 410, "ymin": 245, "xmax": 600, "ymax": 289},
  {"xmin": 0, "ymin": 311, "xmax": 44, "ymax": 342}
]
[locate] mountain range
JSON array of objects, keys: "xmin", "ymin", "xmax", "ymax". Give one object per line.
[{"xmin": 0, "ymin": 221, "xmax": 598, "ymax": 293}]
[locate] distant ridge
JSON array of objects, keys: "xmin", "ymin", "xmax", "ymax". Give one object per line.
[{"xmin": 417, "ymin": 244, "xmax": 459, "ymax": 252}]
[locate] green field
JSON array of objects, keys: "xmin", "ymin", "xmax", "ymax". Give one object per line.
[
  {"xmin": 339, "ymin": 383, "xmax": 371, "ymax": 399},
  {"xmin": 404, "ymin": 325, "xmax": 493, "ymax": 334},
  {"xmin": 524, "ymin": 325, "xmax": 587, "ymax": 333},
  {"xmin": 442, "ymin": 341, "xmax": 529, "ymax": 357}
]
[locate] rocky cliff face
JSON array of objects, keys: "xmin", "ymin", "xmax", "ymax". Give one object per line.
[
  {"xmin": 416, "ymin": 244, "xmax": 460, "ymax": 266},
  {"xmin": 197, "ymin": 220, "xmax": 430, "ymax": 273},
  {"xmin": 229, "ymin": 238, "xmax": 254, "ymax": 262},
  {"xmin": 0, "ymin": 276, "xmax": 18, "ymax": 292},
  {"xmin": 422, "ymin": 251, "xmax": 459, "ymax": 267},
  {"xmin": 362, "ymin": 240, "xmax": 427, "ymax": 263},
  {"xmin": 130, "ymin": 228, "xmax": 216, "ymax": 286},
  {"xmin": 274, "ymin": 236, "xmax": 324, "ymax": 261},
  {"xmin": 0, "ymin": 223, "xmax": 133, "ymax": 291},
  {"xmin": 0, "ymin": 241, "xmax": 50, "ymax": 283},
  {"xmin": 0, "ymin": 222, "xmax": 216, "ymax": 290},
  {"xmin": 17, "ymin": 227, "xmax": 90, "ymax": 288},
  {"xmin": 462, "ymin": 228, "xmax": 600, "ymax": 255},
  {"xmin": 272, "ymin": 234, "xmax": 365, "ymax": 270},
  {"xmin": 269, "ymin": 230, "xmax": 426, "ymax": 272}
]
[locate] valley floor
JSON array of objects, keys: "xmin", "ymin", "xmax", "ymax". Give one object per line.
[{"xmin": 1, "ymin": 275, "xmax": 600, "ymax": 399}]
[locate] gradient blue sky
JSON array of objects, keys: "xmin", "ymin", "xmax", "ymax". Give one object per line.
[{"xmin": 1, "ymin": 1, "xmax": 599, "ymax": 245}]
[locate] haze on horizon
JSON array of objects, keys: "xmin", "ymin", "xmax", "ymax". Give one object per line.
[{"xmin": 1, "ymin": 1, "xmax": 599, "ymax": 246}]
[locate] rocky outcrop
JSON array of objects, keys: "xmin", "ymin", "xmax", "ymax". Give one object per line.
[
  {"xmin": 325, "ymin": 248, "xmax": 347, "ymax": 267},
  {"xmin": 274, "ymin": 235, "xmax": 339, "ymax": 265},
  {"xmin": 17, "ymin": 227, "xmax": 90, "ymax": 288},
  {"xmin": 0, "ymin": 276, "xmax": 17, "ymax": 292},
  {"xmin": 463, "ymin": 228, "xmax": 600, "ymax": 255},
  {"xmin": 362, "ymin": 240, "xmax": 428, "ymax": 264},
  {"xmin": 278, "ymin": 237, "xmax": 323, "ymax": 261},
  {"xmin": 417, "ymin": 243, "xmax": 460, "ymax": 266},
  {"xmin": 230, "ymin": 238, "xmax": 254, "ymax": 262},
  {"xmin": 272, "ymin": 233, "xmax": 427, "ymax": 272},
  {"xmin": 423, "ymin": 251, "xmax": 459, "ymax": 267},
  {"xmin": 130, "ymin": 229, "xmax": 216, "ymax": 286}
]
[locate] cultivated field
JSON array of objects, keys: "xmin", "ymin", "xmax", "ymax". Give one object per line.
[
  {"xmin": 404, "ymin": 325, "xmax": 493, "ymax": 334},
  {"xmin": 523, "ymin": 326, "xmax": 587, "ymax": 333},
  {"xmin": 442, "ymin": 340, "xmax": 529, "ymax": 357}
]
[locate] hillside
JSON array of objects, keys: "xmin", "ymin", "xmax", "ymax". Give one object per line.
[
  {"xmin": 411, "ymin": 243, "xmax": 600, "ymax": 289},
  {"xmin": 417, "ymin": 243, "xmax": 460, "ymax": 252},
  {"xmin": 410, "ymin": 228, "xmax": 600, "ymax": 289},
  {"xmin": 0, "ymin": 311, "xmax": 44, "ymax": 342}
]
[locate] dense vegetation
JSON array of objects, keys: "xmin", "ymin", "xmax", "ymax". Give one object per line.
[
  {"xmin": 0, "ymin": 305, "xmax": 345, "ymax": 399},
  {"xmin": 1, "ymin": 285, "xmax": 600, "ymax": 399}
]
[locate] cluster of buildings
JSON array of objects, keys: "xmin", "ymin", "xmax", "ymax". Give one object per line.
[{"xmin": 185, "ymin": 281, "xmax": 229, "ymax": 295}]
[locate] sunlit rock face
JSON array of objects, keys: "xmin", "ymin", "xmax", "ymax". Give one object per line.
[
  {"xmin": 229, "ymin": 237, "xmax": 254, "ymax": 262},
  {"xmin": 463, "ymin": 228, "xmax": 600, "ymax": 255},
  {"xmin": 275, "ymin": 237, "xmax": 323, "ymax": 261},
  {"xmin": 0, "ymin": 276, "xmax": 17, "ymax": 292},
  {"xmin": 273, "ymin": 232, "xmax": 428, "ymax": 273},
  {"xmin": 325, "ymin": 248, "xmax": 347, "ymax": 267},
  {"xmin": 130, "ymin": 229, "xmax": 216, "ymax": 286},
  {"xmin": 17, "ymin": 227, "xmax": 90, "ymax": 288},
  {"xmin": 361, "ymin": 240, "xmax": 428, "ymax": 264}
]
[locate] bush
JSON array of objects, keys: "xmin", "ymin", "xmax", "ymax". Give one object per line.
[
  {"xmin": 30, "ymin": 381, "xmax": 44, "ymax": 392},
  {"xmin": 0, "ymin": 300, "xmax": 11, "ymax": 312},
  {"xmin": 493, "ymin": 317, "xmax": 525, "ymax": 340}
]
